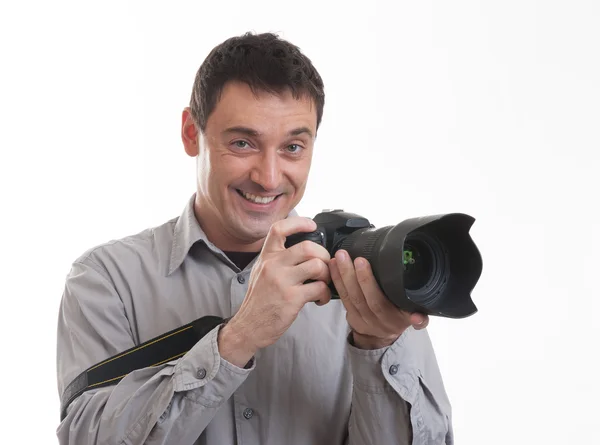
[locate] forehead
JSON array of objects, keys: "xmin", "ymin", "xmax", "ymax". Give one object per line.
[{"xmin": 206, "ymin": 81, "xmax": 317, "ymax": 136}]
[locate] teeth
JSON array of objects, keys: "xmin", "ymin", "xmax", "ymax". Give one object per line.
[{"xmin": 241, "ymin": 191, "xmax": 277, "ymax": 204}]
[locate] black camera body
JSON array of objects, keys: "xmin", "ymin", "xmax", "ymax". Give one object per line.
[{"xmin": 285, "ymin": 209, "xmax": 482, "ymax": 319}]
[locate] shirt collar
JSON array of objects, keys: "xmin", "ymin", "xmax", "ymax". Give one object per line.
[{"xmin": 168, "ymin": 193, "xmax": 299, "ymax": 275}]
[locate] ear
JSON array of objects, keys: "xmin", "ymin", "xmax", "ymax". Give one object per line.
[{"xmin": 181, "ymin": 108, "xmax": 199, "ymax": 157}]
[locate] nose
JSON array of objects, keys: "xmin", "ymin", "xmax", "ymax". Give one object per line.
[{"xmin": 249, "ymin": 150, "xmax": 282, "ymax": 192}]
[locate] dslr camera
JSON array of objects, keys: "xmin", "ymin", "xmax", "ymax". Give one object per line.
[{"xmin": 285, "ymin": 210, "xmax": 482, "ymax": 318}]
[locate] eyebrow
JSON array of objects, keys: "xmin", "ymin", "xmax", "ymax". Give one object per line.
[{"xmin": 223, "ymin": 126, "xmax": 314, "ymax": 139}]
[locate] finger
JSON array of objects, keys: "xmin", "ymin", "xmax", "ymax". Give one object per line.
[
  {"xmin": 329, "ymin": 258, "xmax": 362, "ymax": 320},
  {"xmin": 354, "ymin": 257, "xmax": 395, "ymax": 317},
  {"xmin": 330, "ymin": 259, "xmax": 365, "ymax": 326},
  {"xmin": 335, "ymin": 250, "xmax": 374, "ymax": 318},
  {"xmin": 293, "ymin": 258, "xmax": 330, "ymax": 284},
  {"xmin": 410, "ymin": 313, "xmax": 429, "ymax": 330},
  {"xmin": 355, "ymin": 258, "xmax": 425, "ymax": 334},
  {"xmin": 313, "ymin": 282, "xmax": 332, "ymax": 306},
  {"xmin": 329, "ymin": 258, "xmax": 350, "ymax": 304},
  {"xmin": 285, "ymin": 239, "xmax": 331, "ymax": 266},
  {"xmin": 262, "ymin": 217, "xmax": 317, "ymax": 253},
  {"xmin": 299, "ymin": 280, "xmax": 331, "ymax": 306}
]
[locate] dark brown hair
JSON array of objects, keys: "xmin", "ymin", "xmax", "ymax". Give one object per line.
[{"xmin": 189, "ymin": 32, "xmax": 325, "ymax": 133}]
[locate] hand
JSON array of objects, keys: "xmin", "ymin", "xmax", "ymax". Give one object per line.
[
  {"xmin": 218, "ymin": 217, "xmax": 332, "ymax": 367},
  {"xmin": 329, "ymin": 249, "xmax": 429, "ymax": 350}
]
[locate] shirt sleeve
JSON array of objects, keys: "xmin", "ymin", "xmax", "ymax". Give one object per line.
[
  {"xmin": 346, "ymin": 326, "xmax": 454, "ymax": 445},
  {"xmin": 56, "ymin": 259, "xmax": 254, "ymax": 445}
]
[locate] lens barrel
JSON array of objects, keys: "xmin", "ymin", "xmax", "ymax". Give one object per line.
[{"xmin": 332, "ymin": 213, "xmax": 481, "ymax": 318}]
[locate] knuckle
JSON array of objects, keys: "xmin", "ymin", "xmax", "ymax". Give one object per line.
[
  {"xmin": 317, "ymin": 261, "xmax": 330, "ymax": 279},
  {"xmin": 282, "ymin": 288, "xmax": 296, "ymax": 302},
  {"xmin": 303, "ymin": 258, "xmax": 322, "ymax": 278},
  {"xmin": 350, "ymin": 294, "xmax": 363, "ymax": 307},
  {"xmin": 262, "ymin": 258, "xmax": 275, "ymax": 273},
  {"xmin": 313, "ymin": 257, "xmax": 326, "ymax": 273},
  {"xmin": 297, "ymin": 262, "xmax": 310, "ymax": 279},
  {"xmin": 301, "ymin": 217, "xmax": 316, "ymax": 231},
  {"xmin": 370, "ymin": 300, "xmax": 383, "ymax": 314},
  {"xmin": 336, "ymin": 286, "xmax": 348, "ymax": 300},
  {"xmin": 320, "ymin": 261, "xmax": 331, "ymax": 280},
  {"xmin": 303, "ymin": 258, "xmax": 316, "ymax": 274},
  {"xmin": 300, "ymin": 240, "xmax": 315, "ymax": 256},
  {"xmin": 317, "ymin": 281, "xmax": 329, "ymax": 293},
  {"xmin": 320, "ymin": 246, "xmax": 332, "ymax": 262},
  {"xmin": 313, "ymin": 280, "xmax": 328, "ymax": 295},
  {"xmin": 270, "ymin": 222, "xmax": 284, "ymax": 238},
  {"xmin": 318, "ymin": 281, "xmax": 330, "ymax": 297},
  {"xmin": 357, "ymin": 272, "xmax": 370, "ymax": 285}
]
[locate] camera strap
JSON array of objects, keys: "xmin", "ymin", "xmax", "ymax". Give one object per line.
[{"xmin": 60, "ymin": 315, "xmax": 226, "ymax": 421}]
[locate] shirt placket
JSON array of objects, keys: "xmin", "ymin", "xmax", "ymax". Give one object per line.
[
  {"xmin": 230, "ymin": 269, "xmax": 249, "ymax": 315},
  {"xmin": 229, "ymin": 270, "xmax": 258, "ymax": 444}
]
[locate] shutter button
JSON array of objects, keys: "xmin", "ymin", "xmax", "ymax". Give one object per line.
[
  {"xmin": 196, "ymin": 368, "xmax": 207, "ymax": 379},
  {"xmin": 243, "ymin": 408, "xmax": 254, "ymax": 419}
]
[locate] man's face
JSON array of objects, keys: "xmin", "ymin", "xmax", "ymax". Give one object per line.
[{"xmin": 183, "ymin": 81, "xmax": 317, "ymax": 251}]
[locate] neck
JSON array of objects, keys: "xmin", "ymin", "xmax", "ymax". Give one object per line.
[{"xmin": 193, "ymin": 197, "xmax": 265, "ymax": 253}]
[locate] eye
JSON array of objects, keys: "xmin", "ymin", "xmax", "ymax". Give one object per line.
[
  {"xmin": 233, "ymin": 140, "xmax": 250, "ymax": 149},
  {"xmin": 286, "ymin": 144, "xmax": 303, "ymax": 154}
]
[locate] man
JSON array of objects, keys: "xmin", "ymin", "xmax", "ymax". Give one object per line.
[{"xmin": 56, "ymin": 32, "xmax": 453, "ymax": 444}]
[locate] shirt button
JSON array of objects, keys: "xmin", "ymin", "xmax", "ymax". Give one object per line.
[
  {"xmin": 196, "ymin": 368, "xmax": 207, "ymax": 379},
  {"xmin": 237, "ymin": 275, "xmax": 245, "ymax": 284},
  {"xmin": 389, "ymin": 364, "xmax": 399, "ymax": 375},
  {"xmin": 243, "ymin": 408, "xmax": 254, "ymax": 419}
]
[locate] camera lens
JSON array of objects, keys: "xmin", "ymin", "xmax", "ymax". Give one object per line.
[
  {"xmin": 402, "ymin": 232, "xmax": 449, "ymax": 307},
  {"xmin": 402, "ymin": 239, "xmax": 433, "ymax": 291}
]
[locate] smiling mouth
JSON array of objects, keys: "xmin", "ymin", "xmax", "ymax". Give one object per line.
[{"xmin": 236, "ymin": 189, "xmax": 282, "ymax": 204}]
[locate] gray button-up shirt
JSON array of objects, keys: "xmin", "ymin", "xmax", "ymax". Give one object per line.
[{"xmin": 56, "ymin": 194, "xmax": 453, "ymax": 444}]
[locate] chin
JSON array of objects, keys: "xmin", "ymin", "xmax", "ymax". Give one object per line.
[
  {"xmin": 235, "ymin": 210, "xmax": 289, "ymax": 238},
  {"xmin": 231, "ymin": 219, "xmax": 272, "ymax": 243}
]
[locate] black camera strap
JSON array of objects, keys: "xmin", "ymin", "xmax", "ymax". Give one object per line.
[{"xmin": 60, "ymin": 315, "xmax": 226, "ymax": 421}]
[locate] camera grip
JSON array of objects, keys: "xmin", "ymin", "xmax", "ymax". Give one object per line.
[
  {"xmin": 284, "ymin": 229, "xmax": 338, "ymax": 297},
  {"xmin": 284, "ymin": 229, "xmax": 326, "ymax": 249}
]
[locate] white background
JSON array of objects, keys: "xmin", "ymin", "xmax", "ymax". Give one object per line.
[{"xmin": 1, "ymin": 0, "xmax": 599, "ymax": 443}]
